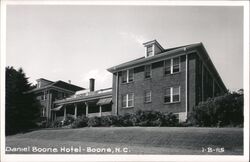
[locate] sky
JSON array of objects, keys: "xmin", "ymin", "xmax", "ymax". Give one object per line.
[{"xmin": 6, "ymin": 5, "xmax": 243, "ymax": 91}]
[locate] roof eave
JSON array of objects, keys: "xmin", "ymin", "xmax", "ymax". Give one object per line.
[{"xmin": 107, "ymin": 43, "xmax": 202, "ymax": 73}]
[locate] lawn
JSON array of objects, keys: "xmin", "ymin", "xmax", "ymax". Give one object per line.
[{"xmin": 5, "ymin": 127, "xmax": 243, "ymax": 155}]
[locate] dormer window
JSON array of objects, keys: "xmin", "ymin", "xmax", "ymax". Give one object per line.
[
  {"xmin": 143, "ymin": 40, "xmax": 164, "ymax": 58},
  {"xmin": 146, "ymin": 45, "xmax": 153, "ymax": 57}
]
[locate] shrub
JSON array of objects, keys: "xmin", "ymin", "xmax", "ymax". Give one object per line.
[
  {"xmin": 135, "ymin": 110, "xmax": 164, "ymax": 126},
  {"xmin": 162, "ymin": 112, "xmax": 179, "ymax": 127},
  {"xmin": 100, "ymin": 116, "xmax": 113, "ymax": 127},
  {"xmin": 71, "ymin": 116, "xmax": 88, "ymax": 128},
  {"xmin": 49, "ymin": 116, "xmax": 75, "ymax": 128},
  {"xmin": 87, "ymin": 116, "xmax": 101, "ymax": 127},
  {"xmin": 109, "ymin": 115, "xmax": 124, "ymax": 127},
  {"xmin": 120, "ymin": 113, "xmax": 137, "ymax": 126},
  {"xmin": 188, "ymin": 91, "xmax": 243, "ymax": 127}
]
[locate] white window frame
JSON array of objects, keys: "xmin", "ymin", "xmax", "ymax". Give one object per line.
[
  {"xmin": 164, "ymin": 86, "xmax": 180, "ymax": 103},
  {"xmin": 146, "ymin": 44, "xmax": 154, "ymax": 57},
  {"xmin": 121, "ymin": 69, "xmax": 134, "ymax": 83},
  {"xmin": 164, "ymin": 57, "xmax": 180, "ymax": 75},
  {"xmin": 122, "ymin": 93, "xmax": 134, "ymax": 108},
  {"xmin": 144, "ymin": 90, "xmax": 152, "ymax": 103}
]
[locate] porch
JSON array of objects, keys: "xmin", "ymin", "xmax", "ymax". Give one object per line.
[{"xmin": 51, "ymin": 97, "xmax": 112, "ymax": 121}]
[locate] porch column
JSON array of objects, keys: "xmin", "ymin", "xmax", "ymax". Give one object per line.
[
  {"xmin": 74, "ymin": 104, "xmax": 77, "ymax": 119},
  {"xmin": 54, "ymin": 112, "xmax": 57, "ymax": 121},
  {"xmin": 85, "ymin": 102, "xmax": 88, "ymax": 117},
  {"xmin": 63, "ymin": 106, "xmax": 66, "ymax": 120},
  {"xmin": 99, "ymin": 105, "xmax": 102, "ymax": 117}
]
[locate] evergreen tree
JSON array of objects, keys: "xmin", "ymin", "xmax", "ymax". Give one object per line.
[{"xmin": 6, "ymin": 66, "xmax": 41, "ymax": 135}]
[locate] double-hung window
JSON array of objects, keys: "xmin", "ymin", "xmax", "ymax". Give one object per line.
[
  {"xmin": 121, "ymin": 69, "xmax": 134, "ymax": 83},
  {"xmin": 122, "ymin": 93, "xmax": 134, "ymax": 108},
  {"xmin": 164, "ymin": 57, "xmax": 180, "ymax": 75},
  {"xmin": 173, "ymin": 57, "xmax": 180, "ymax": 73},
  {"xmin": 146, "ymin": 45, "xmax": 153, "ymax": 57},
  {"xmin": 145, "ymin": 65, "xmax": 152, "ymax": 79},
  {"xmin": 144, "ymin": 90, "xmax": 152, "ymax": 103},
  {"xmin": 164, "ymin": 86, "xmax": 180, "ymax": 103}
]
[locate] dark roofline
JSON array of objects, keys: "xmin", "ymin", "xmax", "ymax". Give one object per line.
[
  {"xmin": 36, "ymin": 78, "xmax": 54, "ymax": 83},
  {"xmin": 107, "ymin": 42, "xmax": 227, "ymax": 92},
  {"xmin": 107, "ymin": 43, "xmax": 201, "ymax": 73},
  {"xmin": 27, "ymin": 80, "xmax": 84, "ymax": 93},
  {"xmin": 54, "ymin": 91, "xmax": 112, "ymax": 105},
  {"xmin": 53, "ymin": 80, "xmax": 85, "ymax": 91}
]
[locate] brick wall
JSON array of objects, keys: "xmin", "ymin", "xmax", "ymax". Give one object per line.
[{"xmin": 114, "ymin": 55, "xmax": 188, "ymax": 116}]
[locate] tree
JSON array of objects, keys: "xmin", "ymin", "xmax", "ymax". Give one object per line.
[
  {"xmin": 188, "ymin": 90, "xmax": 243, "ymax": 127},
  {"xmin": 6, "ymin": 66, "xmax": 41, "ymax": 135}
]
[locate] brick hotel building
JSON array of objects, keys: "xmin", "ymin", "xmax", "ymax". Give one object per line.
[
  {"xmin": 30, "ymin": 40, "xmax": 227, "ymax": 122},
  {"xmin": 108, "ymin": 40, "xmax": 226, "ymax": 121}
]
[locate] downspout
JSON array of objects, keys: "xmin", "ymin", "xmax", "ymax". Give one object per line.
[
  {"xmin": 185, "ymin": 48, "xmax": 188, "ymax": 120},
  {"xmin": 115, "ymin": 72, "xmax": 119, "ymax": 115}
]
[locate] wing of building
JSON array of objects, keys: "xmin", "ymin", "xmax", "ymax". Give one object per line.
[
  {"xmin": 107, "ymin": 40, "xmax": 227, "ymax": 122},
  {"xmin": 27, "ymin": 78, "xmax": 85, "ymax": 121}
]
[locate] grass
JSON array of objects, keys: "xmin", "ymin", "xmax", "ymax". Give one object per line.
[{"xmin": 6, "ymin": 127, "xmax": 243, "ymax": 155}]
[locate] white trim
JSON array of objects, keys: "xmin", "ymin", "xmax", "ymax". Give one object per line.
[
  {"xmin": 164, "ymin": 56, "xmax": 181, "ymax": 75},
  {"xmin": 185, "ymin": 54, "xmax": 188, "ymax": 119},
  {"xmin": 115, "ymin": 72, "xmax": 118, "ymax": 115},
  {"xmin": 122, "ymin": 93, "xmax": 134, "ymax": 108},
  {"xmin": 164, "ymin": 86, "xmax": 180, "ymax": 103},
  {"xmin": 122, "ymin": 68, "xmax": 134, "ymax": 83}
]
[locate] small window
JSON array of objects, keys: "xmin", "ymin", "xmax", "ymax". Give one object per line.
[
  {"xmin": 128, "ymin": 69, "xmax": 134, "ymax": 82},
  {"xmin": 164, "ymin": 59, "xmax": 171, "ymax": 75},
  {"xmin": 122, "ymin": 95, "xmax": 127, "ymax": 107},
  {"xmin": 122, "ymin": 70, "xmax": 127, "ymax": 83},
  {"xmin": 145, "ymin": 65, "xmax": 152, "ymax": 79},
  {"xmin": 164, "ymin": 57, "xmax": 180, "ymax": 75},
  {"xmin": 173, "ymin": 57, "xmax": 180, "ymax": 73},
  {"xmin": 121, "ymin": 69, "xmax": 134, "ymax": 83},
  {"xmin": 127, "ymin": 93, "xmax": 134, "ymax": 107},
  {"xmin": 144, "ymin": 90, "xmax": 152, "ymax": 103},
  {"xmin": 122, "ymin": 93, "xmax": 134, "ymax": 108},
  {"xmin": 164, "ymin": 88, "xmax": 171, "ymax": 103},
  {"xmin": 147, "ymin": 45, "xmax": 153, "ymax": 57},
  {"xmin": 173, "ymin": 87, "xmax": 180, "ymax": 102},
  {"xmin": 164, "ymin": 86, "xmax": 180, "ymax": 103}
]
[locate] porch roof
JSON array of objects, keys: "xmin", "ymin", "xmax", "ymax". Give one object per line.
[
  {"xmin": 97, "ymin": 97, "xmax": 112, "ymax": 106},
  {"xmin": 51, "ymin": 105, "xmax": 63, "ymax": 111}
]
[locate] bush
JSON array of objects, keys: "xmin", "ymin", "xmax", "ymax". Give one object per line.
[
  {"xmin": 188, "ymin": 91, "xmax": 243, "ymax": 127},
  {"xmin": 135, "ymin": 110, "xmax": 164, "ymax": 126},
  {"xmin": 120, "ymin": 113, "xmax": 137, "ymax": 126},
  {"xmin": 100, "ymin": 116, "xmax": 113, "ymax": 127},
  {"xmin": 162, "ymin": 112, "xmax": 179, "ymax": 127},
  {"xmin": 87, "ymin": 116, "xmax": 101, "ymax": 127},
  {"xmin": 71, "ymin": 116, "xmax": 88, "ymax": 128},
  {"xmin": 49, "ymin": 116, "xmax": 75, "ymax": 128}
]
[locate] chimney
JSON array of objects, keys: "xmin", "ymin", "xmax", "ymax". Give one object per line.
[{"xmin": 89, "ymin": 78, "xmax": 95, "ymax": 92}]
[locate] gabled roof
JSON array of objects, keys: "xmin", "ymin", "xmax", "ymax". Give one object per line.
[{"xmin": 27, "ymin": 80, "xmax": 84, "ymax": 93}]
